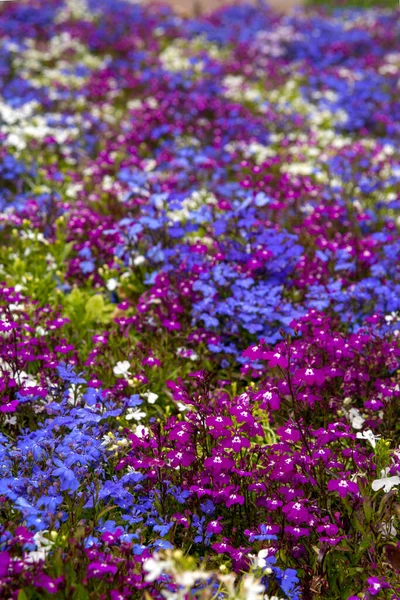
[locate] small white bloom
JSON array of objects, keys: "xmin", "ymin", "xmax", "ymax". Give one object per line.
[
  {"xmin": 26, "ymin": 530, "xmax": 54, "ymax": 563},
  {"xmin": 133, "ymin": 255, "xmax": 146, "ymax": 266},
  {"xmin": 106, "ymin": 278, "xmax": 118, "ymax": 291},
  {"xmin": 142, "ymin": 391, "xmax": 158, "ymax": 404},
  {"xmin": 242, "ymin": 574, "xmax": 265, "ymax": 600},
  {"xmin": 143, "ymin": 556, "xmax": 173, "ymax": 582},
  {"xmin": 256, "ymin": 549, "xmax": 271, "ymax": 569},
  {"xmin": 101, "ymin": 433, "xmax": 114, "ymax": 446},
  {"xmin": 126, "ymin": 408, "xmax": 146, "ymax": 421},
  {"xmin": 372, "ymin": 468, "xmax": 400, "ymax": 493},
  {"xmin": 356, "ymin": 429, "xmax": 381, "ymax": 449},
  {"xmin": 113, "ymin": 360, "xmax": 131, "ymax": 377},
  {"xmin": 348, "ymin": 407, "xmax": 365, "ymax": 430},
  {"xmin": 135, "ymin": 425, "xmax": 149, "ymax": 438}
]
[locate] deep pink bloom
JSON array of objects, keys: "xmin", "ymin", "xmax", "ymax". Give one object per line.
[
  {"xmin": 87, "ymin": 562, "xmax": 118, "ymax": 578},
  {"xmin": 327, "ymin": 478, "xmax": 359, "ymax": 497},
  {"xmin": 0, "ymin": 551, "xmax": 10, "ymax": 577},
  {"xmin": 276, "ymin": 425, "xmax": 301, "ymax": 443},
  {"xmin": 36, "ymin": 575, "xmax": 63, "ymax": 594},
  {"xmin": 204, "ymin": 454, "xmax": 235, "ymax": 473}
]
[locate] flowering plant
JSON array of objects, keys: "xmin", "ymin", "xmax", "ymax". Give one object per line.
[{"xmin": 0, "ymin": 0, "xmax": 400, "ymax": 598}]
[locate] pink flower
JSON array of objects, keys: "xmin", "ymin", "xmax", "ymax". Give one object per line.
[
  {"xmin": 0, "ymin": 399, "xmax": 19, "ymax": 413},
  {"xmin": 223, "ymin": 434, "xmax": 250, "ymax": 453},
  {"xmin": 327, "ymin": 478, "xmax": 359, "ymax": 497},
  {"xmin": 226, "ymin": 492, "xmax": 245, "ymax": 507},
  {"xmin": 35, "ymin": 575, "xmax": 63, "ymax": 594},
  {"xmin": 166, "ymin": 449, "xmax": 196, "ymax": 467},
  {"xmin": 87, "ymin": 562, "xmax": 118, "ymax": 579},
  {"xmin": 263, "ymin": 351, "xmax": 288, "ymax": 369},
  {"xmin": 276, "ymin": 425, "xmax": 301, "ymax": 443},
  {"xmin": 294, "ymin": 367, "xmax": 326, "ymax": 386},
  {"xmin": 204, "ymin": 454, "xmax": 235, "ymax": 474},
  {"xmin": 206, "ymin": 519, "xmax": 223, "ymax": 534},
  {"xmin": 0, "ymin": 551, "xmax": 10, "ymax": 577},
  {"xmin": 367, "ymin": 576, "xmax": 389, "ymax": 596}
]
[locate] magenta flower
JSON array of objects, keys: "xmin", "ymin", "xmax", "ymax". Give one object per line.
[
  {"xmin": 284, "ymin": 526, "xmax": 310, "ymax": 538},
  {"xmin": 36, "ymin": 575, "xmax": 63, "ymax": 594},
  {"xmin": 87, "ymin": 562, "xmax": 118, "ymax": 578},
  {"xmin": 206, "ymin": 415, "xmax": 233, "ymax": 431},
  {"xmin": 367, "ymin": 576, "xmax": 389, "ymax": 595},
  {"xmin": 212, "ymin": 540, "xmax": 234, "ymax": 554},
  {"xmin": 282, "ymin": 501, "xmax": 310, "ymax": 524},
  {"xmin": 0, "ymin": 399, "xmax": 19, "ymax": 413},
  {"xmin": 206, "ymin": 519, "xmax": 223, "ymax": 534},
  {"xmin": 225, "ymin": 492, "xmax": 245, "ymax": 507},
  {"xmin": 166, "ymin": 449, "xmax": 196, "ymax": 467},
  {"xmin": 294, "ymin": 367, "xmax": 326, "ymax": 386},
  {"xmin": 263, "ymin": 351, "xmax": 288, "ymax": 369},
  {"xmin": 276, "ymin": 425, "xmax": 301, "ymax": 443},
  {"xmin": 204, "ymin": 454, "xmax": 235, "ymax": 474},
  {"xmin": 327, "ymin": 478, "xmax": 359, "ymax": 497},
  {"xmin": 223, "ymin": 434, "xmax": 250, "ymax": 453},
  {"xmin": 0, "ymin": 551, "xmax": 10, "ymax": 577}
]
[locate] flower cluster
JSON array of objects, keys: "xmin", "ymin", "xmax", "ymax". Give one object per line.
[{"xmin": 0, "ymin": 0, "xmax": 400, "ymax": 598}]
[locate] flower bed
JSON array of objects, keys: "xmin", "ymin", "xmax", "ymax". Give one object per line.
[{"xmin": 0, "ymin": 0, "xmax": 399, "ymax": 598}]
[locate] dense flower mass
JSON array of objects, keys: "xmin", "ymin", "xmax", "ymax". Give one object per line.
[{"xmin": 0, "ymin": 0, "xmax": 400, "ymax": 598}]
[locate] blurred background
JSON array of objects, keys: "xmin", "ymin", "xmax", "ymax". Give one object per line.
[
  {"xmin": 150, "ymin": 0, "xmax": 398, "ymax": 14},
  {"xmin": 155, "ymin": 0, "xmax": 302, "ymax": 14}
]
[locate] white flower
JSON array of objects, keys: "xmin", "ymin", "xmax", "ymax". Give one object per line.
[
  {"xmin": 256, "ymin": 549, "xmax": 272, "ymax": 570},
  {"xmin": 143, "ymin": 556, "xmax": 173, "ymax": 582},
  {"xmin": 106, "ymin": 278, "xmax": 118, "ymax": 291},
  {"xmin": 113, "ymin": 360, "xmax": 131, "ymax": 378},
  {"xmin": 135, "ymin": 425, "xmax": 149, "ymax": 438},
  {"xmin": 348, "ymin": 407, "xmax": 365, "ymax": 430},
  {"xmin": 242, "ymin": 574, "xmax": 265, "ymax": 600},
  {"xmin": 142, "ymin": 391, "xmax": 158, "ymax": 404},
  {"xmin": 126, "ymin": 408, "xmax": 146, "ymax": 421},
  {"xmin": 356, "ymin": 429, "xmax": 381, "ymax": 449},
  {"xmin": 26, "ymin": 530, "xmax": 54, "ymax": 563},
  {"xmin": 372, "ymin": 468, "xmax": 400, "ymax": 493},
  {"xmin": 133, "ymin": 255, "xmax": 145, "ymax": 266},
  {"xmin": 101, "ymin": 433, "xmax": 114, "ymax": 446}
]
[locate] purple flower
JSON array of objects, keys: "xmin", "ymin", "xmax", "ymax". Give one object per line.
[
  {"xmin": 327, "ymin": 478, "xmax": 359, "ymax": 498},
  {"xmin": 36, "ymin": 575, "xmax": 63, "ymax": 594},
  {"xmin": 0, "ymin": 551, "xmax": 10, "ymax": 577},
  {"xmin": 366, "ymin": 576, "xmax": 389, "ymax": 596},
  {"xmin": 204, "ymin": 454, "xmax": 235, "ymax": 473},
  {"xmin": 87, "ymin": 562, "xmax": 118, "ymax": 579}
]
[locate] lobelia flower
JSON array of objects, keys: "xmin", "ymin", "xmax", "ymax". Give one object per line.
[
  {"xmin": 113, "ymin": 361, "xmax": 131, "ymax": 378},
  {"xmin": 0, "ymin": 551, "xmax": 10, "ymax": 577},
  {"xmin": 366, "ymin": 576, "xmax": 389, "ymax": 596},
  {"xmin": 142, "ymin": 391, "xmax": 158, "ymax": 404},
  {"xmin": 87, "ymin": 562, "xmax": 118, "ymax": 579},
  {"xmin": 327, "ymin": 478, "xmax": 359, "ymax": 498},
  {"xmin": 143, "ymin": 555, "xmax": 173, "ymax": 582},
  {"xmin": 35, "ymin": 575, "xmax": 64, "ymax": 594},
  {"xmin": 125, "ymin": 408, "xmax": 146, "ymax": 421},
  {"xmin": 356, "ymin": 429, "xmax": 381, "ymax": 448},
  {"xmin": 204, "ymin": 454, "xmax": 235, "ymax": 474},
  {"xmin": 372, "ymin": 468, "xmax": 400, "ymax": 493},
  {"xmin": 242, "ymin": 574, "xmax": 265, "ymax": 600}
]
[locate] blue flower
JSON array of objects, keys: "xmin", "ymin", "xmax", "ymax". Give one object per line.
[{"xmin": 52, "ymin": 459, "xmax": 80, "ymax": 492}]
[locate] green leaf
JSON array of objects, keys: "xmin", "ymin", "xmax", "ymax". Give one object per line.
[
  {"xmin": 72, "ymin": 584, "xmax": 89, "ymax": 600},
  {"xmin": 18, "ymin": 591, "xmax": 28, "ymax": 600},
  {"xmin": 85, "ymin": 294, "xmax": 113, "ymax": 324}
]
